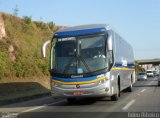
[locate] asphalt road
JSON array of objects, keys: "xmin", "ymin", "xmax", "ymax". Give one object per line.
[{"xmin": 0, "ymin": 77, "xmax": 160, "ymax": 118}]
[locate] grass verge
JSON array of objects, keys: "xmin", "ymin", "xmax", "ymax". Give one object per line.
[{"xmin": 0, "ymin": 77, "xmax": 50, "ymax": 105}]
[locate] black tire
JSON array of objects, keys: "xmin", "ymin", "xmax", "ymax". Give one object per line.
[
  {"xmin": 127, "ymin": 82, "xmax": 133, "ymax": 92},
  {"xmin": 67, "ymin": 98, "xmax": 77, "ymax": 103},
  {"xmin": 127, "ymin": 76, "xmax": 133, "ymax": 92},
  {"xmin": 111, "ymin": 81, "xmax": 120, "ymax": 101},
  {"xmin": 118, "ymin": 78, "xmax": 121, "ymax": 97},
  {"xmin": 158, "ymin": 81, "xmax": 160, "ymax": 86},
  {"xmin": 111, "ymin": 93, "xmax": 119, "ymax": 101}
]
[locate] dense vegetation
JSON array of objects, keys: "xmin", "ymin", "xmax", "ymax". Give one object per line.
[{"xmin": 0, "ymin": 13, "xmax": 58, "ymax": 79}]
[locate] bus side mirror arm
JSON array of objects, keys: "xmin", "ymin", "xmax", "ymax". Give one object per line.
[{"xmin": 41, "ymin": 40, "xmax": 51, "ymax": 58}]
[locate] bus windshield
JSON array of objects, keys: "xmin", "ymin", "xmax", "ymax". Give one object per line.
[{"xmin": 53, "ymin": 35, "xmax": 108, "ymax": 74}]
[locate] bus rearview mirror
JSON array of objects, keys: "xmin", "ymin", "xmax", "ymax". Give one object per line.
[
  {"xmin": 107, "ymin": 35, "xmax": 113, "ymax": 51},
  {"xmin": 41, "ymin": 40, "xmax": 51, "ymax": 58}
]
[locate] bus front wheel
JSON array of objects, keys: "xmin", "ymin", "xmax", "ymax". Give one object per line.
[
  {"xmin": 111, "ymin": 93, "xmax": 118, "ymax": 101},
  {"xmin": 67, "ymin": 98, "xmax": 77, "ymax": 103},
  {"xmin": 111, "ymin": 85, "xmax": 120, "ymax": 101}
]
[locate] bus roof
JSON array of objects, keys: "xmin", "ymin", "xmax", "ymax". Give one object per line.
[{"xmin": 54, "ymin": 24, "xmax": 109, "ymax": 38}]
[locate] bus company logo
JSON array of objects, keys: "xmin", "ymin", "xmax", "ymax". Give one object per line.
[
  {"xmin": 71, "ymin": 75, "xmax": 83, "ymax": 78},
  {"xmin": 76, "ymin": 84, "xmax": 80, "ymax": 88}
]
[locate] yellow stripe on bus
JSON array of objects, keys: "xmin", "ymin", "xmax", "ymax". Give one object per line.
[
  {"xmin": 112, "ymin": 68, "xmax": 135, "ymax": 71},
  {"xmin": 51, "ymin": 76, "xmax": 106, "ymax": 85}
]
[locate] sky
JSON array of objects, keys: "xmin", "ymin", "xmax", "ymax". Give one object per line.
[{"xmin": 0, "ymin": 0, "xmax": 160, "ymax": 60}]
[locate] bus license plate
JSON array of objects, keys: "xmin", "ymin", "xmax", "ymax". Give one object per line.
[{"xmin": 73, "ymin": 91, "xmax": 83, "ymax": 95}]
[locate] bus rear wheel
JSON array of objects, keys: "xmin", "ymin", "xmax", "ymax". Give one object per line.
[
  {"xmin": 158, "ymin": 81, "xmax": 160, "ymax": 86},
  {"xmin": 127, "ymin": 83, "xmax": 133, "ymax": 92},
  {"xmin": 127, "ymin": 78, "xmax": 133, "ymax": 92}
]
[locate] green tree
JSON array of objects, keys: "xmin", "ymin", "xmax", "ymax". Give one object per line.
[{"xmin": 23, "ymin": 16, "xmax": 32, "ymax": 24}]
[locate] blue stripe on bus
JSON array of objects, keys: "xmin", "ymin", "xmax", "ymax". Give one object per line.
[
  {"xmin": 128, "ymin": 63, "xmax": 135, "ymax": 68},
  {"xmin": 51, "ymin": 75, "xmax": 97, "ymax": 82},
  {"xmin": 114, "ymin": 63, "xmax": 135, "ymax": 68},
  {"xmin": 54, "ymin": 28, "xmax": 106, "ymax": 38}
]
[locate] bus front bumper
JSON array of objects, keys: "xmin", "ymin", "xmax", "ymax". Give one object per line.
[{"xmin": 51, "ymin": 81, "xmax": 112, "ymax": 98}]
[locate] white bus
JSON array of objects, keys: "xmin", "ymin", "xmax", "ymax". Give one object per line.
[{"xmin": 42, "ymin": 24, "xmax": 135, "ymax": 103}]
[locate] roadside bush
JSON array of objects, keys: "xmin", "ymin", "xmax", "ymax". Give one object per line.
[
  {"xmin": 35, "ymin": 58, "xmax": 49, "ymax": 76},
  {"xmin": 23, "ymin": 16, "xmax": 32, "ymax": 24},
  {"xmin": 0, "ymin": 51, "xmax": 8, "ymax": 79},
  {"xmin": 48, "ymin": 21, "xmax": 55, "ymax": 30}
]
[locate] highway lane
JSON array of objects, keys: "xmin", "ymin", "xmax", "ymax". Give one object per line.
[{"xmin": 0, "ymin": 77, "xmax": 160, "ymax": 118}]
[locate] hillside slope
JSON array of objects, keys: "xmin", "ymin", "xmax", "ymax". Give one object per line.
[
  {"xmin": 0, "ymin": 12, "xmax": 63, "ymax": 102},
  {"xmin": 0, "ymin": 12, "xmax": 59, "ymax": 79}
]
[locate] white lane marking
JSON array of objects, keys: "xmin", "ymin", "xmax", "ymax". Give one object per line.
[
  {"xmin": 140, "ymin": 89, "xmax": 146, "ymax": 93},
  {"xmin": 21, "ymin": 100, "xmax": 66, "ymax": 113},
  {"xmin": 21, "ymin": 106, "xmax": 45, "ymax": 113},
  {"xmin": 122, "ymin": 99, "xmax": 135, "ymax": 111}
]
